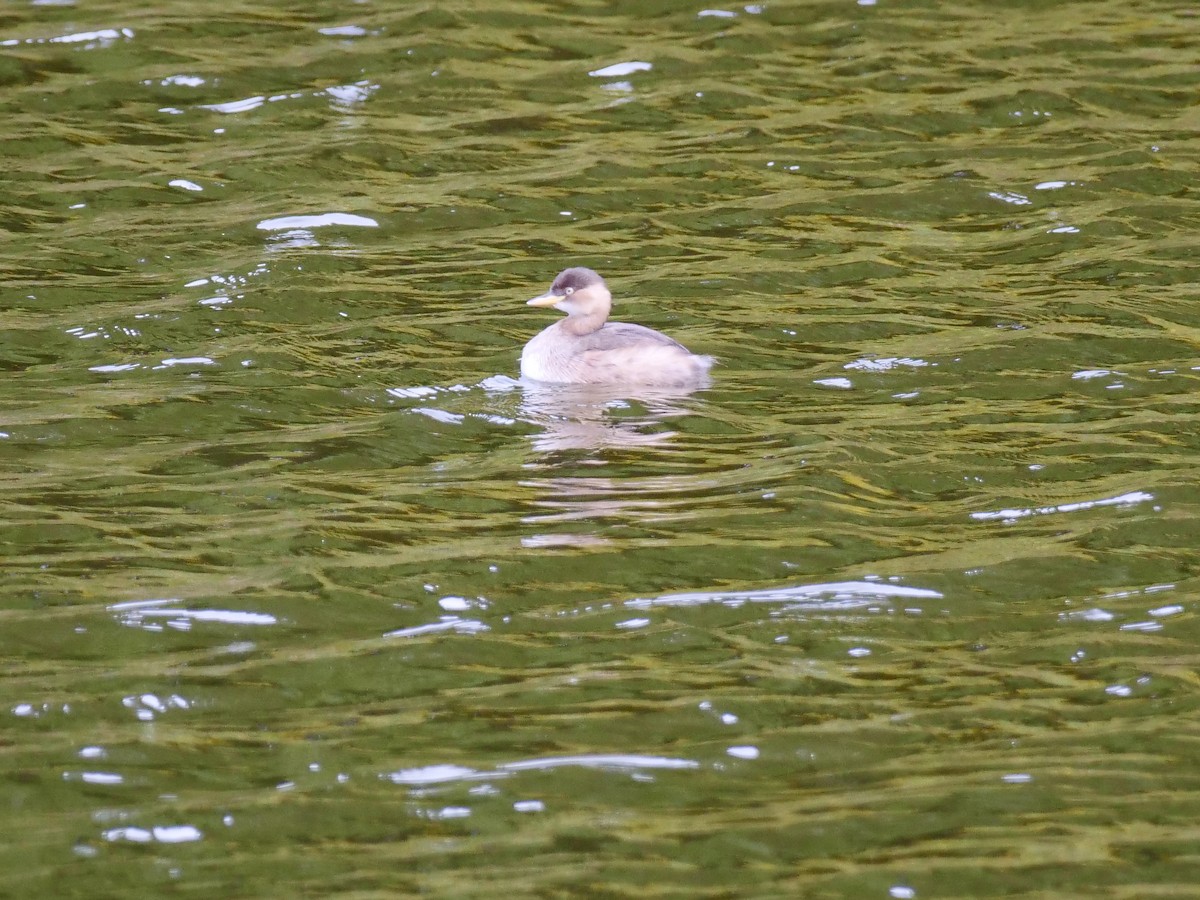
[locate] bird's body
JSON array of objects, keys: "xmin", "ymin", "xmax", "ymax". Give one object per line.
[{"xmin": 519, "ymin": 267, "xmax": 713, "ymax": 387}]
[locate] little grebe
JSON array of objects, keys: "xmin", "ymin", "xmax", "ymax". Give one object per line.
[{"xmin": 520, "ymin": 267, "xmax": 713, "ymax": 387}]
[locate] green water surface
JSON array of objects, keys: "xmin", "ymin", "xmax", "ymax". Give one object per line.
[{"xmin": 2, "ymin": 0, "xmax": 1199, "ymax": 897}]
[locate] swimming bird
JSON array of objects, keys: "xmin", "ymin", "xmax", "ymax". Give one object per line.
[{"xmin": 520, "ymin": 267, "xmax": 713, "ymax": 387}]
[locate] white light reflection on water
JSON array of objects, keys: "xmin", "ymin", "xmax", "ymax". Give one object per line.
[
  {"xmin": 437, "ymin": 595, "xmax": 486, "ymax": 612},
  {"xmin": 845, "ymin": 357, "xmax": 931, "ymax": 372},
  {"xmin": 383, "ymin": 617, "xmax": 489, "ymax": 639},
  {"xmin": 89, "ymin": 363, "xmax": 140, "ymax": 373},
  {"xmin": 388, "ymin": 764, "xmax": 480, "ymax": 785},
  {"xmin": 505, "ymin": 755, "xmax": 700, "ymax": 776},
  {"xmin": 78, "ymin": 772, "xmax": 124, "ymax": 785},
  {"xmin": 89, "ymin": 355, "xmax": 224, "ymax": 373},
  {"xmin": 813, "ymin": 377, "xmax": 853, "ymax": 389},
  {"xmin": 1059, "ymin": 608, "xmax": 1115, "ymax": 622},
  {"xmin": 520, "ymin": 533, "xmax": 611, "ymax": 548},
  {"xmin": 626, "ymin": 580, "xmax": 942, "ymax": 612},
  {"xmin": 156, "ymin": 74, "xmax": 205, "ymax": 87},
  {"xmin": 1059, "ymin": 583, "xmax": 1182, "ymax": 636},
  {"xmin": 970, "ymin": 490, "xmax": 1153, "ymax": 523},
  {"xmin": 326, "ymin": 81, "xmax": 379, "ymax": 106},
  {"xmin": 199, "ymin": 80, "xmax": 377, "ymax": 115},
  {"xmin": 102, "ymin": 825, "xmax": 203, "ymax": 844},
  {"xmin": 157, "ymin": 356, "xmax": 215, "ymax": 369},
  {"xmin": 201, "ymin": 95, "xmax": 268, "ymax": 114},
  {"xmin": 588, "ymin": 61, "xmax": 653, "ymax": 78},
  {"xmin": 412, "ymin": 407, "xmax": 464, "ymax": 425},
  {"xmin": 111, "ymin": 599, "xmax": 277, "ymax": 631},
  {"xmin": 1119, "ymin": 621, "xmax": 1161, "ymax": 633},
  {"xmin": 726, "ymin": 746, "xmax": 759, "ymax": 760},
  {"xmin": 256, "ymin": 212, "xmax": 379, "ymax": 231},
  {"xmin": 0, "ymin": 27, "xmax": 134, "ymax": 48},
  {"xmin": 387, "ymin": 385, "xmax": 440, "ymax": 399},
  {"xmin": 121, "ymin": 693, "xmax": 193, "ymax": 722},
  {"xmin": 988, "ymin": 190, "xmax": 1032, "ymax": 206},
  {"xmin": 387, "ymin": 754, "xmax": 700, "ymax": 787},
  {"xmin": 422, "ymin": 807, "xmax": 471, "ymax": 820}
]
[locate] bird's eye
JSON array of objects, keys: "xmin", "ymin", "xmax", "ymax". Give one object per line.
[{"xmin": 564, "ymin": 287, "xmax": 574, "ymax": 295}]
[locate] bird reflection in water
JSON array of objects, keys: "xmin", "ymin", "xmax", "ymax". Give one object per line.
[
  {"xmin": 518, "ymin": 378, "xmax": 705, "ymax": 453},
  {"xmin": 517, "ymin": 379, "xmax": 713, "ymax": 544}
]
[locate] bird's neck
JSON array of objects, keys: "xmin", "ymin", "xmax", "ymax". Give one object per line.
[
  {"xmin": 561, "ymin": 310, "xmax": 607, "ymax": 336},
  {"xmin": 559, "ymin": 286, "xmax": 611, "ymax": 336}
]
